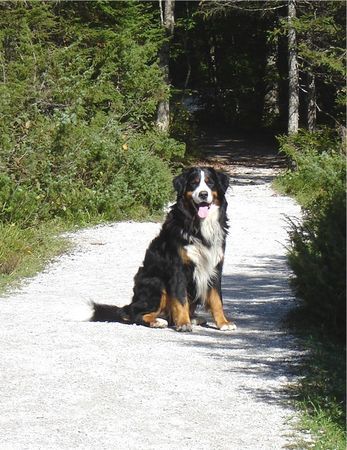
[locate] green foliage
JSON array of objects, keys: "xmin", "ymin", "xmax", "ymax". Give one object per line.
[
  {"xmin": 128, "ymin": 129, "xmax": 185, "ymax": 162},
  {"xmin": 0, "ymin": 2, "xmax": 183, "ymax": 227},
  {"xmin": 276, "ymin": 130, "xmax": 346, "ymax": 340},
  {"xmin": 0, "ymin": 1, "xmax": 165, "ymax": 129},
  {"xmin": 172, "ymin": 1, "xmax": 345, "ymax": 131},
  {"xmin": 276, "ymin": 129, "xmax": 344, "ymax": 206},
  {"xmin": 292, "ymin": 336, "xmax": 346, "ymax": 449},
  {"xmin": 0, "ymin": 222, "xmax": 69, "ymax": 292},
  {"xmin": 0, "ymin": 119, "xmax": 176, "ymax": 225},
  {"xmin": 286, "ymin": 312, "xmax": 346, "ymax": 449},
  {"xmin": 274, "ymin": 1, "xmax": 346, "ymax": 125},
  {"xmin": 279, "ymin": 129, "xmax": 346, "ymax": 448},
  {"xmin": 291, "ymin": 4, "xmax": 345, "ymax": 79}
]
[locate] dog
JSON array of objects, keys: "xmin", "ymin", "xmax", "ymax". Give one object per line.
[{"xmin": 90, "ymin": 166, "xmax": 236, "ymax": 332}]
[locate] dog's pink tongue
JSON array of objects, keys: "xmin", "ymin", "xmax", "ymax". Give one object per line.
[{"xmin": 198, "ymin": 205, "xmax": 209, "ymax": 219}]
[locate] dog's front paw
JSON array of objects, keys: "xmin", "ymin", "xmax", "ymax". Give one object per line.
[
  {"xmin": 219, "ymin": 322, "xmax": 237, "ymax": 331},
  {"xmin": 176, "ymin": 323, "xmax": 192, "ymax": 332}
]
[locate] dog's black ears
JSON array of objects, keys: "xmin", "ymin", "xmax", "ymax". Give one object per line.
[
  {"xmin": 173, "ymin": 167, "xmax": 230, "ymax": 196},
  {"xmin": 173, "ymin": 171, "xmax": 187, "ymax": 197},
  {"xmin": 216, "ymin": 170, "xmax": 230, "ymax": 194},
  {"xmin": 206, "ymin": 167, "xmax": 229, "ymax": 194}
]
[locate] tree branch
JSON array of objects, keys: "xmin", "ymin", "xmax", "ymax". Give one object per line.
[
  {"xmin": 159, "ymin": 0, "xmax": 164, "ymax": 26},
  {"xmin": 199, "ymin": 0, "xmax": 286, "ymax": 15}
]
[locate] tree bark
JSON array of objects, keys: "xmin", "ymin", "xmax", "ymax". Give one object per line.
[
  {"xmin": 288, "ymin": 0, "xmax": 299, "ymax": 134},
  {"xmin": 182, "ymin": 1, "xmax": 191, "ymax": 94},
  {"xmin": 307, "ymin": 72, "xmax": 316, "ymax": 131},
  {"xmin": 157, "ymin": 0, "xmax": 175, "ymax": 132},
  {"xmin": 262, "ymin": 37, "xmax": 280, "ymax": 127}
]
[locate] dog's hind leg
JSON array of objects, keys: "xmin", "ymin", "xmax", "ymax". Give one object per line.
[{"xmin": 140, "ymin": 290, "xmax": 169, "ymax": 328}]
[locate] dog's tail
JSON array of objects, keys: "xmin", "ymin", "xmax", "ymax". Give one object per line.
[
  {"xmin": 69, "ymin": 300, "xmax": 132, "ymax": 323},
  {"xmin": 90, "ymin": 302, "xmax": 132, "ymax": 323}
]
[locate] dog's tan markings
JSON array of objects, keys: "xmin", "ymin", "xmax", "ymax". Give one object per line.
[
  {"xmin": 206, "ymin": 288, "xmax": 236, "ymax": 331},
  {"xmin": 184, "ymin": 191, "xmax": 196, "ymax": 212},
  {"xmin": 212, "ymin": 190, "xmax": 221, "ymax": 206},
  {"xmin": 171, "ymin": 298, "xmax": 192, "ymax": 332},
  {"xmin": 179, "ymin": 247, "xmax": 191, "ymax": 265},
  {"xmin": 184, "ymin": 191, "xmax": 193, "ymax": 201},
  {"xmin": 142, "ymin": 290, "xmax": 169, "ymax": 328}
]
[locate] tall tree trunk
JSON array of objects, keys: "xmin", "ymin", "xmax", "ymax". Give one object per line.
[
  {"xmin": 182, "ymin": 1, "xmax": 191, "ymax": 94},
  {"xmin": 262, "ymin": 37, "xmax": 280, "ymax": 127},
  {"xmin": 157, "ymin": 0, "xmax": 175, "ymax": 132},
  {"xmin": 288, "ymin": 0, "xmax": 299, "ymax": 134},
  {"xmin": 307, "ymin": 72, "xmax": 316, "ymax": 131}
]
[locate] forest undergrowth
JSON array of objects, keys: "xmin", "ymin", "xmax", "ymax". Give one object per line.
[
  {"xmin": 275, "ymin": 129, "xmax": 346, "ymax": 450},
  {"xmin": 0, "ymin": 2, "xmax": 186, "ymax": 292}
]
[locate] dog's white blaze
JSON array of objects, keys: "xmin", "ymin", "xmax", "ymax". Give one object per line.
[
  {"xmin": 192, "ymin": 170, "xmax": 213, "ymax": 205},
  {"xmin": 185, "ymin": 204, "xmax": 224, "ymax": 304}
]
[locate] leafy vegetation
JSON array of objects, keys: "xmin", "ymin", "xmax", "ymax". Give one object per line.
[
  {"xmin": 276, "ymin": 129, "xmax": 346, "ymax": 448},
  {"xmin": 0, "ymin": 1, "xmax": 185, "ymax": 289},
  {"xmin": 0, "ymin": 222, "xmax": 69, "ymax": 293},
  {"xmin": 0, "ymin": 2, "xmax": 184, "ymax": 226},
  {"xmin": 292, "ymin": 335, "xmax": 346, "ymax": 450},
  {"xmin": 171, "ymin": 1, "xmax": 345, "ymax": 135},
  {"xmin": 276, "ymin": 129, "xmax": 346, "ymax": 339}
]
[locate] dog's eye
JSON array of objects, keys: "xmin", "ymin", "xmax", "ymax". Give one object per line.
[
  {"xmin": 205, "ymin": 178, "xmax": 215, "ymax": 188},
  {"xmin": 188, "ymin": 177, "xmax": 200, "ymax": 189}
]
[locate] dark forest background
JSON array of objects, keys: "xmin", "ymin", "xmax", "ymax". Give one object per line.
[{"xmin": 171, "ymin": 1, "xmax": 345, "ymax": 132}]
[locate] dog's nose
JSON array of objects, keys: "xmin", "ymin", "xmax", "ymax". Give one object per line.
[{"xmin": 198, "ymin": 191, "xmax": 208, "ymax": 200}]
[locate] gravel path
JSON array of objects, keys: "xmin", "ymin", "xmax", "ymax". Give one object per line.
[{"xmin": 0, "ymin": 156, "xmax": 302, "ymax": 449}]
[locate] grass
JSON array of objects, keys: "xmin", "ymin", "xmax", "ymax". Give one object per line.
[
  {"xmin": 0, "ymin": 207, "xmax": 167, "ymax": 295},
  {"xmin": 0, "ymin": 222, "xmax": 70, "ymax": 294},
  {"xmin": 288, "ymin": 316, "xmax": 346, "ymax": 449}
]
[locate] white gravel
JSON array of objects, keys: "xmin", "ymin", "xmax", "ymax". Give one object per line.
[{"xmin": 0, "ymin": 165, "xmax": 302, "ymax": 450}]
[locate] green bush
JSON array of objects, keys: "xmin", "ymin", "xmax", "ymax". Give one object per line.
[
  {"xmin": 277, "ymin": 129, "xmax": 346, "ymax": 340},
  {"xmin": 276, "ymin": 129, "xmax": 344, "ymax": 207},
  {"xmin": 128, "ymin": 130, "xmax": 186, "ymax": 162},
  {"xmin": 0, "ymin": 120, "xmax": 178, "ymax": 225},
  {"xmin": 0, "ymin": 2, "xmax": 185, "ymax": 227}
]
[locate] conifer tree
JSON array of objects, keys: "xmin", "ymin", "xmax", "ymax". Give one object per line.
[
  {"xmin": 157, "ymin": 0, "xmax": 175, "ymax": 132},
  {"xmin": 288, "ymin": 0, "xmax": 299, "ymax": 134}
]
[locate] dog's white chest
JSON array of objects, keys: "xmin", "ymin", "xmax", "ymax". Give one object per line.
[{"xmin": 185, "ymin": 206, "xmax": 224, "ymax": 303}]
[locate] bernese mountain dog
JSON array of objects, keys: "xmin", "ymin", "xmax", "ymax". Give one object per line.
[{"xmin": 90, "ymin": 167, "xmax": 236, "ymax": 332}]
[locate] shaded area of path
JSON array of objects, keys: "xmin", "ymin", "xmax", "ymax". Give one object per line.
[
  {"xmin": 198, "ymin": 131, "xmax": 286, "ymax": 170},
  {"xmin": 0, "ymin": 132, "xmax": 304, "ymax": 449}
]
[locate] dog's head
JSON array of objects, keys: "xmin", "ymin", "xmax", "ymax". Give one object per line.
[{"xmin": 173, "ymin": 167, "xmax": 229, "ymax": 219}]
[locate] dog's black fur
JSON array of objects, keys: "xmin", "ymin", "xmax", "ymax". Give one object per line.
[{"xmin": 90, "ymin": 167, "xmax": 235, "ymax": 332}]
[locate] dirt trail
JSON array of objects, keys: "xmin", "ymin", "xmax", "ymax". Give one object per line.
[{"xmin": 0, "ymin": 134, "xmax": 302, "ymax": 449}]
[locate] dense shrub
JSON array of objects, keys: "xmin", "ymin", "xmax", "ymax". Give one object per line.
[
  {"xmin": 277, "ymin": 129, "xmax": 346, "ymax": 340},
  {"xmin": 0, "ymin": 2, "xmax": 185, "ymax": 227},
  {"xmin": 277, "ymin": 129, "xmax": 345, "ymax": 207},
  {"xmin": 0, "ymin": 119, "xmax": 180, "ymax": 225}
]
